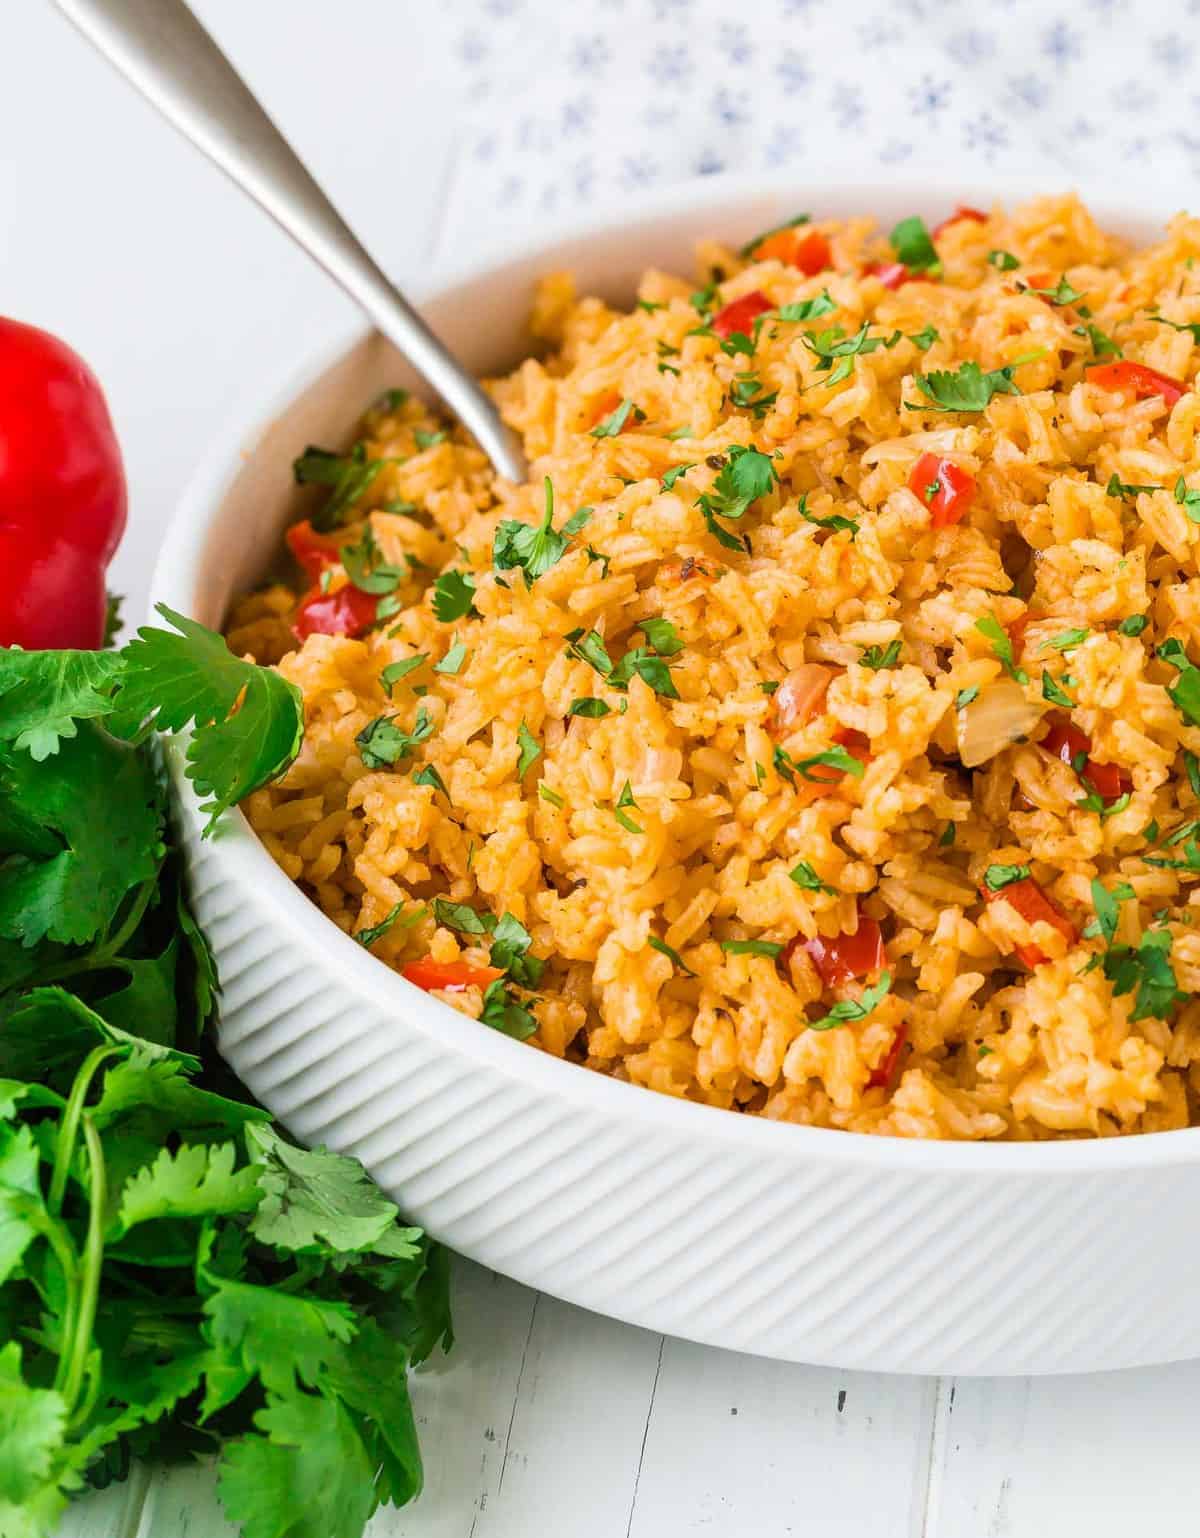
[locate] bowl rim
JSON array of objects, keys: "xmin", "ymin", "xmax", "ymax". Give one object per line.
[{"xmin": 151, "ymin": 165, "xmax": 1200, "ymax": 1175}]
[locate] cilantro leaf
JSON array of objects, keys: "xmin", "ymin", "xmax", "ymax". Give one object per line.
[
  {"xmin": 0, "ymin": 649, "xmax": 123, "ymax": 761},
  {"xmin": 647, "ymin": 935, "xmax": 695, "ymax": 977},
  {"xmin": 115, "ymin": 605, "xmax": 303, "ymax": 833},
  {"xmin": 0, "ymin": 723, "xmax": 162, "ymax": 949},
  {"xmin": 606, "ymin": 647, "xmax": 679, "ymax": 698},
  {"xmin": 433, "ymin": 639, "xmax": 467, "ymax": 675},
  {"xmin": 1175, "ymin": 476, "xmax": 1200, "ymax": 523},
  {"xmin": 538, "ymin": 783, "xmax": 565, "ymax": 807},
  {"xmin": 640, "ymin": 618, "xmax": 684, "ymax": 656},
  {"xmin": 1040, "ymin": 628, "xmax": 1089, "ymax": 653},
  {"xmin": 1088, "ymin": 878, "xmax": 1136, "ymax": 947},
  {"xmin": 1024, "ymin": 275, "xmax": 1084, "ymax": 306},
  {"xmin": 480, "ymin": 978, "xmax": 538, "ymax": 1040},
  {"xmin": 912, "ymin": 360, "xmax": 1023, "ymax": 412},
  {"xmin": 413, "ymin": 764, "xmax": 449, "ymax": 799},
  {"xmin": 1106, "ymin": 473, "xmax": 1158, "ymax": 501},
  {"xmin": 975, "ymin": 612, "xmax": 1029, "ymax": 683},
  {"xmin": 788, "ymin": 860, "xmax": 834, "ymax": 893},
  {"xmin": 493, "ymin": 478, "xmax": 571, "ymax": 587},
  {"xmin": 1076, "ymin": 321, "xmax": 1122, "ymax": 358},
  {"xmin": 355, "ymin": 706, "xmax": 435, "ymax": 769},
  {"xmin": 1101, "ymin": 926, "xmax": 1183, "ymax": 1022},
  {"xmin": 1119, "ymin": 615, "xmax": 1148, "ymax": 637},
  {"xmin": 516, "ymin": 721, "xmax": 541, "ymax": 776},
  {"xmin": 340, "ymin": 526, "xmax": 405, "ymax": 594},
  {"xmin": 983, "ymin": 863, "xmax": 1030, "ymax": 892},
  {"xmin": 565, "ymin": 628, "xmax": 613, "ymax": 675},
  {"xmin": 567, "ymin": 697, "xmax": 612, "ymax": 718},
  {"xmin": 739, "ymin": 212, "xmax": 809, "ymax": 257},
  {"xmin": 1041, "ymin": 669, "xmax": 1075, "ymax": 708},
  {"xmin": 721, "ymin": 938, "xmax": 784, "ymax": 957},
  {"xmin": 799, "ymin": 495, "xmax": 858, "ymax": 537},
  {"xmin": 987, "ymin": 249, "xmax": 1020, "ymax": 271},
  {"xmin": 695, "ymin": 444, "xmax": 777, "ymax": 547},
  {"xmin": 1151, "ymin": 314, "xmax": 1200, "ymax": 344},
  {"xmin": 776, "ymin": 291, "xmax": 837, "ymax": 323},
  {"xmin": 1158, "ymin": 638, "xmax": 1200, "ymax": 726},
  {"xmin": 591, "ymin": 398, "xmax": 640, "ymax": 437},
  {"xmin": 858, "ymin": 641, "xmax": 901, "ymax": 671},
  {"xmin": 431, "ymin": 571, "xmax": 478, "ymax": 623},
  {"xmin": 662, "ymin": 463, "xmax": 697, "ymax": 491},
  {"xmin": 889, "ymin": 215, "xmax": 940, "ymax": 274},
  {"xmin": 380, "ymin": 655, "xmax": 427, "ymax": 694},
  {"xmin": 355, "ymin": 902, "xmax": 416, "ymax": 948},
  {"xmin": 293, "ymin": 443, "xmax": 389, "ymax": 532},
  {"xmin": 810, "ymin": 971, "xmax": 892, "ymax": 1032}
]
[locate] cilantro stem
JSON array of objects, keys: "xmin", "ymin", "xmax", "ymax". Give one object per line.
[
  {"xmin": 38, "ymin": 1212, "xmax": 80, "ymax": 1399},
  {"xmin": 49, "ymin": 1045, "xmax": 120, "ymax": 1216},
  {"xmin": 23, "ymin": 874, "xmax": 159, "ymax": 992},
  {"xmin": 60, "ymin": 1116, "xmax": 106, "ymax": 1421}
]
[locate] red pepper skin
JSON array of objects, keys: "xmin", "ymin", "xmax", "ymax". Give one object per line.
[
  {"xmin": 800, "ymin": 915, "xmax": 886, "ymax": 986},
  {"xmin": 286, "ymin": 519, "xmax": 344, "ymax": 581},
  {"xmin": 984, "ymin": 876, "xmax": 1077, "ymax": 970},
  {"xmin": 1040, "ymin": 719, "xmax": 1131, "ymax": 804},
  {"xmin": 866, "ymin": 1025, "xmax": 908, "ymax": 1090},
  {"xmin": 908, "ymin": 453, "xmax": 977, "ymax": 528},
  {"xmin": 402, "ymin": 958, "xmax": 505, "ymax": 992},
  {"xmin": 292, "ymin": 582, "xmax": 379, "ymax": 642},
  {"xmin": 1086, "ymin": 361, "xmax": 1187, "ymax": 407},
  {"xmin": 754, "ymin": 229, "xmax": 831, "ymax": 275},
  {"xmin": 711, "ymin": 290, "xmax": 773, "ymax": 340},
  {"xmin": 0, "ymin": 316, "xmax": 127, "ymax": 649},
  {"xmin": 864, "ymin": 261, "xmax": 917, "ymax": 290},
  {"xmin": 932, "ymin": 206, "xmax": 988, "ymax": 240}
]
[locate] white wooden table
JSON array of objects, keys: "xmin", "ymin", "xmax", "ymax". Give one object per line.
[{"xmin": 8, "ymin": 5, "xmax": 1200, "ymax": 1535}]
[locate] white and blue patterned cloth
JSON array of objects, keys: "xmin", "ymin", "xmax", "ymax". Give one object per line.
[{"xmin": 440, "ymin": 0, "xmax": 1198, "ymax": 234}]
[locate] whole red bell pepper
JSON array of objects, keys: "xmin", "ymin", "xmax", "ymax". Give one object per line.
[{"xmin": 0, "ymin": 316, "xmax": 127, "ymax": 649}]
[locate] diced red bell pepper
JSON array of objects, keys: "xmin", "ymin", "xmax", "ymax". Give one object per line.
[
  {"xmin": 712, "ymin": 290, "xmax": 774, "ymax": 340},
  {"xmin": 931, "ymin": 206, "xmax": 988, "ymax": 240},
  {"xmin": 401, "ymin": 957, "xmax": 505, "ymax": 992},
  {"xmin": 908, "ymin": 452, "xmax": 977, "ymax": 528},
  {"xmin": 985, "ymin": 876, "xmax": 1077, "ymax": 970},
  {"xmin": 866, "ymin": 1025, "xmax": 908, "ymax": 1090},
  {"xmin": 1040, "ymin": 718, "xmax": 1131, "ymax": 804},
  {"xmin": 864, "ymin": 261, "xmax": 916, "ymax": 291},
  {"xmin": 292, "ymin": 582, "xmax": 379, "ymax": 642},
  {"xmin": 1086, "ymin": 361, "xmax": 1187, "ymax": 407},
  {"xmin": 1006, "ymin": 611, "xmax": 1034, "ymax": 659},
  {"xmin": 754, "ymin": 229, "xmax": 832, "ymax": 276},
  {"xmin": 799, "ymin": 914, "xmax": 886, "ymax": 986},
  {"xmin": 286, "ymin": 518, "xmax": 345, "ymax": 581}
]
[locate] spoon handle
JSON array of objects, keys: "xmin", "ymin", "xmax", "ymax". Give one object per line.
[{"xmin": 53, "ymin": 0, "xmax": 527, "ymax": 482}]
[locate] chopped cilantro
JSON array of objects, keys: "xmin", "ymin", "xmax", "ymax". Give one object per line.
[
  {"xmin": 798, "ymin": 493, "xmax": 858, "ymax": 537},
  {"xmin": 695, "ymin": 444, "xmax": 777, "ymax": 548},
  {"xmin": 987, "ymin": 249, "xmax": 1020, "ymax": 271},
  {"xmin": 1106, "ymin": 473, "xmax": 1158, "ymax": 501},
  {"xmin": 939, "ymin": 823, "xmax": 956, "ymax": 847},
  {"xmin": 1040, "ymin": 628, "xmax": 1089, "ymax": 653},
  {"xmin": 788, "ymin": 860, "xmax": 834, "ymax": 893},
  {"xmin": 584, "ymin": 545, "xmax": 611, "ymax": 578},
  {"xmin": 380, "ymin": 655, "xmax": 428, "ymax": 695},
  {"xmin": 785, "ymin": 745, "xmax": 866, "ymax": 782},
  {"xmin": 739, "ymin": 212, "xmax": 809, "ymax": 258},
  {"xmin": 293, "ymin": 443, "xmax": 391, "ymax": 531},
  {"xmin": 648, "ymin": 934, "xmax": 696, "ymax": 976},
  {"xmin": 493, "ymin": 477, "xmax": 572, "ymax": 588},
  {"xmin": 1150, "ymin": 314, "xmax": 1200, "ymax": 344},
  {"xmin": 355, "ymin": 706, "xmax": 435, "ymax": 768},
  {"xmin": 515, "ymin": 721, "xmax": 541, "ymax": 777},
  {"xmin": 911, "ymin": 360, "xmax": 1024, "ymax": 413},
  {"xmin": 728, "ymin": 374, "xmax": 778, "ymax": 415},
  {"xmin": 433, "ymin": 639, "xmax": 468, "ymax": 675},
  {"xmin": 1158, "ymin": 638, "xmax": 1200, "ymax": 726},
  {"xmin": 611, "ymin": 780, "xmax": 644, "ymax": 834},
  {"xmin": 662, "ymin": 463, "xmax": 697, "ymax": 491},
  {"xmin": 976, "ymin": 612, "xmax": 1028, "ymax": 683},
  {"xmin": 858, "ymin": 641, "xmax": 902, "ymax": 671},
  {"xmin": 721, "ymin": 939, "xmax": 785, "ymax": 957},
  {"xmin": 640, "ymin": 617, "xmax": 684, "ymax": 656},
  {"xmin": 1041, "ymin": 670, "xmax": 1075, "ymax": 708},
  {"xmin": 356, "ymin": 899, "xmax": 419, "ymax": 947},
  {"xmin": 431, "ymin": 570, "xmax": 478, "ymax": 623},
  {"xmin": 1101, "ymin": 926, "xmax": 1183, "ymax": 1021},
  {"xmin": 538, "ymin": 783, "xmax": 565, "ymax": 808},
  {"xmin": 480, "ymin": 978, "xmax": 539, "ymax": 1040},
  {"xmin": 955, "ymin": 685, "xmax": 980, "ymax": 709},
  {"xmin": 889, "ymin": 215, "xmax": 941, "ymax": 275},
  {"xmin": 1077, "ymin": 322, "xmax": 1122, "ymax": 359},
  {"xmin": 413, "ymin": 429, "xmax": 446, "ymax": 450},
  {"xmin": 565, "ymin": 628, "xmax": 614, "ymax": 675},
  {"xmin": 666, "ymin": 424, "xmax": 694, "ymax": 440},
  {"xmin": 809, "ymin": 971, "xmax": 892, "ymax": 1032},
  {"xmin": 776, "ymin": 291, "xmax": 838, "ymax": 323},
  {"xmin": 562, "ymin": 506, "xmax": 593, "ymax": 537},
  {"xmin": 412, "ymin": 763, "xmax": 449, "ymax": 799},
  {"xmin": 1023, "ymin": 275, "xmax": 1084, "ymax": 306},
  {"xmin": 591, "ymin": 398, "xmax": 641, "ymax": 438},
  {"xmin": 567, "ymin": 697, "xmax": 613, "ymax": 719},
  {"xmin": 338, "ymin": 526, "xmax": 406, "ymax": 595},
  {"xmin": 1174, "ymin": 477, "xmax": 1200, "ymax": 523},
  {"xmin": 983, "ymin": 863, "xmax": 1031, "ymax": 892}
]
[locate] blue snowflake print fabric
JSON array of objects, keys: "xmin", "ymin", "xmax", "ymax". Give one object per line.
[{"xmin": 438, "ymin": 0, "xmax": 1200, "ymax": 249}]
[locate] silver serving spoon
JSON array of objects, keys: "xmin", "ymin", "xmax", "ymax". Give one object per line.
[{"xmin": 52, "ymin": 0, "xmax": 528, "ymax": 484}]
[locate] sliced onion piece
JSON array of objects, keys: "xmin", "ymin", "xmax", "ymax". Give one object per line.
[
  {"xmin": 771, "ymin": 663, "xmax": 836, "ymax": 734},
  {"xmin": 956, "ymin": 677, "xmax": 1043, "ymax": 768}
]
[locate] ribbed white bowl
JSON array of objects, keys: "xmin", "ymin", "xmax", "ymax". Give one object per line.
[{"xmin": 153, "ymin": 170, "xmax": 1200, "ymax": 1375}]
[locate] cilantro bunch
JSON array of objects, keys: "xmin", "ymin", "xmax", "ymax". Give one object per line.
[{"xmin": 0, "ymin": 615, "xmax": 451, "ymax": 1536}]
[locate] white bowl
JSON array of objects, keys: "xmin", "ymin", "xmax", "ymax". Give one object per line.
[{"xmin": 152, "ymin": 170, "xmax": 1200, "ymax": 1376}]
